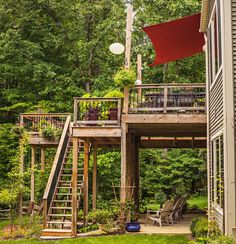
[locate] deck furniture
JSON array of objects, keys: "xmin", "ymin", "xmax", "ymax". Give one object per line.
[{"xmin": 145, "ymin": 200, "xmax": 174, "ymax": 227}]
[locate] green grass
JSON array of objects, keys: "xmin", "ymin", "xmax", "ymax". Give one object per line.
[
  {"xmin": 0, "ymin": 234, "xmax": 190, "ymax": 244},
  {"xmin": 187, "ymin": 195, "xmax": 208, "ymax": 210},
  {"xmin": 146, "ymin": 195, "xmax": 208, "ymax": 211}
]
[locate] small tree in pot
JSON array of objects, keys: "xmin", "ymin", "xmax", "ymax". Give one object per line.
[{"xmin": 87, "ymin": 209, "xmax": 112, "ymax": 232}]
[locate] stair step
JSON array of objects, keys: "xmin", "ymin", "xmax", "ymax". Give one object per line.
[
  {"xmin": 41, "ymin": 229, "xmax": 71, "ymax": 238},
  {"xmin": 51, "ymin": 207, "xmax": 72, "ymax": 210},
  {"xmin": 53, "ymin": 200, "xmax": 72, "ymax": 202},
  {"xmin": 55, "ymin": 193, "xmax": 72, "ymax": 196},
  {"xmin": 49, "ymin": 214, "xmax": 72, "ymax": 217},
  {"xmin": 47, "ymin": 221, "xmax": 72, "ymax": 225}
]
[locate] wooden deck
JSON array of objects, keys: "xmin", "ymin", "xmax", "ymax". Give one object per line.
[{"xmin": 19, "ymin": 83, "xmax": 207, "ymax": 238}]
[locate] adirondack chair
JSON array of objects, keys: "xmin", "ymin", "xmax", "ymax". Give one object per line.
[
  {"xmin": 168, "ymin": 197, "xmax": 184, "ymax": 224},
  {"xmin": 145, "ymin": 200, "xmax": 174, "ymax": 227},
  {"xmin": 175, "ymin": 198, "xmax": 186, "ymax": 220}
]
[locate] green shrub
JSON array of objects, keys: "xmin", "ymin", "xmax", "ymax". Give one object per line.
[
  {"xmin": 78, "ymin": 223, "xmax": 99, "ymax": 233},
  {"xmin": 104, "ymin": 90, "xmax": 124, "ymax": 98},
  {"xmin": 208, "ymin": 235, "xmax": 234, "ymax": 244},
  {"xmin": 190, "ymin": 217, "xmax": 208, "ymax": 238},
  {"xmin": 87, "ymin": 209, "xmax": 112, "ymax": 224},
  {"xmin": 41, "ymin": 126, "xmax": 55, "ymax": 140},
  {"xmin": 41, "ymin": 126, "xmax": 62, "ymax": 141},
  {"xmin": 114, "ymin": 68, "xmax": 136, "ymax": 88}
]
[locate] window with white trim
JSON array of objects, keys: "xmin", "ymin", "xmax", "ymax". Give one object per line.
[
  {"xmin": 211, "ymin": 133, "xmax": 224, "ymax": 208},
  {"xmin": 208, "ymin": 0, "xmax": 222, "ymax": 85}
]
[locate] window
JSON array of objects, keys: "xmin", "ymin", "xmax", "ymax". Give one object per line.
[
  {"xmin": 208, "ymin": 0, "xmax": 222, "ymax": 85},
  {"xmin": 211, "ymin": 133, "xmax": 224, "ymax": 208}
]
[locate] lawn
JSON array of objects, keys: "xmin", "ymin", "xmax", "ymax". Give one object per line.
[
  {"xmin": 0, "ymin": 234, "xmax": 190, "ymax": 244},
  {"xmin": 187, "ymin": 195, "xmax": 207, "ymax": 210}
]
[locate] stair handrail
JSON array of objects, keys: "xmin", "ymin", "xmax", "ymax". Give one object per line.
[{"xmin": 42, "ymin": 114, "xmax": 71, "ymax": 227}]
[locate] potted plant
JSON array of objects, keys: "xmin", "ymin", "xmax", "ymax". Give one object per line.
[
  {"xmin": 41, "ymin": 125, "xmax": 62, "ymax": 141},
  {"xmin": 114, "ymin": 68, "xmax": 136, "ymax": 88},
  {"xmin": 87, "ymin": 209, "xmax": 112, "ymax": 232},
  {"xmin": 80, "ymin": 94, "xmax": 100, "ymax": 122},
  {"xmin": 104, "ymin": 90, "xmax": 124, "ymax": 120}
]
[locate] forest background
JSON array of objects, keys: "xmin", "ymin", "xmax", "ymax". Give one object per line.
[{"xmin": 0, "ymin": 0, "xmax": 206, "ymax": 211}]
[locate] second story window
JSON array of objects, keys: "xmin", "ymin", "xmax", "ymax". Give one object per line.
[{"xmin": 208, "ymin": 0, "xmax": 222, "ymax": 85}]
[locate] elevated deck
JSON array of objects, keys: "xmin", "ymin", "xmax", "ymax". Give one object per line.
[{"xmin": 72, "ymin": 83, "xmax": 206, "ymax": 142}]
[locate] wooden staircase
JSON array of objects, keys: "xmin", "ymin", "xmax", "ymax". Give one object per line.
[{"xmin": 41, "ymin": 139, "xmax": 85, "ymax": 239}]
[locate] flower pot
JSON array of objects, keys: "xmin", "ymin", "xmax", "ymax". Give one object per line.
[
  {"xmin": 84, "ymin": 108, "xmax": 99, "ymax": 121},
  {"xmin": 125, "ymin": 222, "xmax": 141, "ymax": 232},
  {"xmin": 98, "ymin": 224, "xmax": 106, "ymax": 232},
  {"xmin": 108, "ymin": 108, "xmax": 118, "ymax": 120}
]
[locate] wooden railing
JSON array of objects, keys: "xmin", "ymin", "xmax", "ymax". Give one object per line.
[
  {"xmin": 42, "ymin": 115, "xmax": 71, "ymax": 227},
  {"xmin": 0, "ymin": 209, "xmax": 10, "ymax": 220},
  {"xmin": 73, "ymin": 97, "xmax": 123, "ymax": 126},
  {"xmin": 20, "ymin": 113, "xmax": 69, "ymax": 132},
  {"xmin": 126, "ymin": 84, "xmax": 206, "ymax": 114}
]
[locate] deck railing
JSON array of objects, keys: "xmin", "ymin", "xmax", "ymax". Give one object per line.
[
  {"xmin": 73, "ymin": 97, "xmax": 123, "ymax": 126},
  {"xmin": 19, "ymin": 113, "xmax": 69, "ymax": 132},
  {"xmin": 127, "ymin": 84, "xmax": 206, "ymax": 114}
]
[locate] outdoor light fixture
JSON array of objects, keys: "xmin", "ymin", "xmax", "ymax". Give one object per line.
[
  {"xmin": 109, "ymin": 43, "xmax": 125, "ymax": 55},
  {"xmin": 135, "ymin": 79, "xmax": 142, "ymax": 85}
]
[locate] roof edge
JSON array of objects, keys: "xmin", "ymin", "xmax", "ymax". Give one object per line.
[{"xmin": 200, "ymin": 0, "xmax": 209, "ymax": 32}]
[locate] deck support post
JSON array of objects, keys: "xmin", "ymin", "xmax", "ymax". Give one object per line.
[
  {"xmin": 19, "ymin": 140, "xmax": 24, "ymax": 217},
  {"xmin": 41, "ymin": 148, "xmax": 45, "ymax": 172},
  {"xmin": 92, "ymin": 145, "xmax": 97, "ymax": 211},
  {"xmin": 30, "ymin": 146, "xmax": 36, "ymax": 216},
  {"xmin": 72, "ymin": 137, "xmax": 78, "ymax": 237},
  {"xmin": 120, "ymin": 123, "xmax": 127, "ymax": 233},
  {"xmin": 134, "ymin": 136, "xmax": 140, "ymax": 216},
  {"xmin": 83, "ymin": 139, "xmax": 89, "ymax": 225}
]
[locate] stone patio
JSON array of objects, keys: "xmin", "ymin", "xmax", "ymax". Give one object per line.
[{"xmin": 132, "ymin": 214, "xmax": 199, "ymax": 235}]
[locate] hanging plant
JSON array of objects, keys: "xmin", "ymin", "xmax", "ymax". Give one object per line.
[{"xmin": 114, "ymin": 68, "xmax": 136, "ymax": 88}]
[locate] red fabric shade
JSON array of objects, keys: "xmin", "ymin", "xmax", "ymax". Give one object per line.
[{"xmin": 143, "ymin": 13, "xmax": 205, "ymax": 66}]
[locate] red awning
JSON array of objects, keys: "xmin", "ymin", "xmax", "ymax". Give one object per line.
[{"xmin": 143, "ymin": 13, "xmax": 205, "ymax": 66}]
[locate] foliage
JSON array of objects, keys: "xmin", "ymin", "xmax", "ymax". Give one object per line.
[
  {"xmin": 188, "ymin": 195, "xmax": 208, "ymax": 211},
  {"xmin": 0, "ymin": 216, "xmax": 43, "ymax": 240},
  {"xmin": 207, "ymin": 236, "xmax": 235, "ymax": 244},
  {"xmin": 104, "ymin": 90, "xmax": 124, "ymax": 98},
  {"xmin": 140, "ymin": 149, "xmax": 207, "ymax": 205},
  {"xmin": 0, "ymin": 124, "xmax": 19, "ymax": 187},
  {"xmin": 87, "ymin": 209, "xmax": 113, "ymax": 224},
  {"xmin": 78, "ymin": 224, "xmax": 99, "ymax": 233},
  {"xmin": 190, "ymin": 217, "xmax": 208, "ymax": 238},
  {"xmin": 114, "ymin": 68, "xmax": 136, "ymax": 88},
  {"xmin": 41, "ymin": 125, "xmax": 62, "ymax": 141}
]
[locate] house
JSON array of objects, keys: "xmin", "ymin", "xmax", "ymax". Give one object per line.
[{"xmin": 200, "ymin": 0, "xmax": 236, "ymax": 237}]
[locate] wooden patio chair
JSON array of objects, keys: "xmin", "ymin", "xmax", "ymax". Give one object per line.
[
  {"xmin": 168, "ymin": 197, "xmax": 184, "ymax": 224},
  {"xmin": 145, "ymin": 200, "xmax": 174, "ymax": 227},
  {"xmin": 174, "ymin": 198, "xmax": 186, "ymax": 220}
]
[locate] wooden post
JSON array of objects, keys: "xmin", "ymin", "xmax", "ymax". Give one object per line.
[
  {"xmin": 163, "ymin": 85, "xmax": 168, "ymax": 113},
  {"xmin": 124, "ymin": 3, "xmax": 133, "ymax": 70},
  {"xmin": 72, "ymin": 137, "xmax": 78, "ymax": 237},
  {"xmin": 30, "ymin": 146, "xmax": 36, "ymax": 216},
  {"xmin": 123, "ymin": 88, "xmax": 129, "ymax": 114},
  {"xmin": 73, "ymin": 98, "xmax": 78, "ymax": 124},
  {"xmin": 117, "ymin": 99, "xmax": 122, "ymax": 126},
  {"xmin": 41, "ymin": 148, "xmax": 45, "ymax": 172},
  {"xmin": 92, "ymin": 145, "xmax": 97, "ymax": 211},
  {"xmin": 19, "ymin": 140, "xmax": 24, "ymax": 217},
  {"xmin": 83, "ymin": 139, "xmax": 89, "ymax": 225},
  {"xmin": 134, "ymin": 136, "xmax": 140, "ymax": 215},
  {"xmin": 120, "ymin": 123, "xmax": 127, "ymax": 233},
  {"xmin": 137, "ymin": 54, "xmax": 142, "ymax": 99}
]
